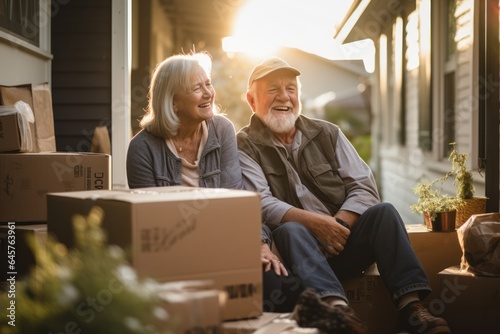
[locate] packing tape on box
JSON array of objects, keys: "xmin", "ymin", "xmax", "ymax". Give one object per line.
[{"xmin": 0, "ymin": 101, "xmax": 35, "ymax": 152}]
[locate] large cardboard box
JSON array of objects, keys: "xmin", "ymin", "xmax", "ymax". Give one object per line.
[
  {"xmin": 0, "ymin": 153, "xmax": 111, "ymax": 222},
  {"xmin": 406, "ymin": 224, "xmax": 462, "ymax": 302},
  {"xmin": 437, "ymin": 266, "xmax": 500, "ymax": 334},
  {"xmin": 0, "ymin": 223, "xmax": 47, "ymax": 283},
  {"xmin": 0, "ymin": 83, "xmax": 56, "ymax": 152},
  {"xmin": 46, "ymin": 187, "xmax": 263, "ymax": 321}
]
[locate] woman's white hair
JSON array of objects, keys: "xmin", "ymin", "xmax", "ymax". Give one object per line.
[{"xmin": 140, "ymin": 52, "xmax": 213, "ymax": 138}]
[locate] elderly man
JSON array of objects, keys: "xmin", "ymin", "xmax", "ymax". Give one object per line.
[{"xmin": 237, "ymin": 57, "xmax": 450, "ymax": 334}]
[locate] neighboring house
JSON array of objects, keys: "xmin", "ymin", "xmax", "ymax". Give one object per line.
[
  {"xmin": 335, "ymin": 0, "xmax": 499, "ymax": 223},
  {"xmin": 274, "ymin": 48, "xmax": 370, "ymax": 120},
  {"xmin": 273, "ymin": 48, "xmax": 373, "ymax": 162}
]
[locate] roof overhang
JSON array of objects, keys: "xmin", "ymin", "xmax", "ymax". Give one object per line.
[
  {"xmin": 158, "ymin": 0, "xmax": 239, "ymax": 40},
  {"xmin": 334, "ymin": 0, "xmax": 416, "ymax": 44}
]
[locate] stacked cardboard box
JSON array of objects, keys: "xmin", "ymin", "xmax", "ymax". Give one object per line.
[
  {"xmin": 0, "ymin": 107, "xmax": 30, "ymax": 152},
  {"xmin": 342, "ymin": 264, "xmax": 398, "ymax": 333},
  {"xmin": 47, "ymin": 187, "xmax": 263, "ymax": 321},
  {"xmin": 0, "ymin": 224, "xmax": 47, "ymax": 283},
  {"xmin": 437, "ymin": 266, "xmax": 500, "ymax": 333},
  {"xmin": 0, "ymin": 152, "xmax": 111, "ymax": 222},
  {"xmin": 406, "ymin": 224, "xmax": 462, "ymax": 302},
  {"xmin": 0, "ymin": 83, "xmax": 56, "ymax": 153},
  {"xmin": 0, "ymin": 83, "xmax": 111, "ymax": 224}
]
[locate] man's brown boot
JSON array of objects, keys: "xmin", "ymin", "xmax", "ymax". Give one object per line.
[{"xmin": 398, "ymin": 301, "xmax": 450, "ymax": 334}]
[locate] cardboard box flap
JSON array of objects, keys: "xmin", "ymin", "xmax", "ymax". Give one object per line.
[
  {"xmin": 48, "ymin": 186, "xmax": 260, "ymax": 204},
  {"xmin": 0, "ymin": 84, "xmax": 33, "ymax": 106},
  {"xmin": 32, "ymin": 83, "xmax": 56, "ymax": 152}
]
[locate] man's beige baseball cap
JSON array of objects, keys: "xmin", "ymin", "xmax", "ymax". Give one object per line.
[{"xmin": 247, "ymin": 57, "xmax": 301, "ymax": 89}]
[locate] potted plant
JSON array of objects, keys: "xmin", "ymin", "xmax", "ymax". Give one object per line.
[
  {"xmin": 410, "ymin": 176, "xmax": 463, "ymax": 231},
  {"xmin": 0, "ymin": 206, "xmax": 174, "ymax": 334},
  {"xmin": 448, "ymin": 142, "xmax": 487, "ymax": 227}
]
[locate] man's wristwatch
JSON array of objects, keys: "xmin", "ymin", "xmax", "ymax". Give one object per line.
[
  {"xmin": 261, "ymin": 237, "xmax": 272, "ymax": 248},
  {"xmin": 335, "ymin": 217, "xmax": 350, "ymax": 230}
]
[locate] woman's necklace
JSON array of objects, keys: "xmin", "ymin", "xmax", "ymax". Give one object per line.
[
  {"xmin": 176, "ymin": 139, "xmax": 184, "ymax": 152},
  {"xmin": 173, "ymin": 127, "xmax": 201, "ymax": 153},
  {"xmin": 174, "ymin": 137, "xmax": 186, "ymax": 152}
]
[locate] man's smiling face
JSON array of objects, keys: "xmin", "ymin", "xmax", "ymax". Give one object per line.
[{"xmin": 248, "ymin": 69, "xmax": 301, "ymax": 134}]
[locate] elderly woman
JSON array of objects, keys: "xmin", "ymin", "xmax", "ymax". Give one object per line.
[
  {"xmin": 126, "ymin": 52, "xmax": 299, "ymax": 312},
  {"xmin": 126, "ymin": 52, "xmax": 241, "ymax": 188}
]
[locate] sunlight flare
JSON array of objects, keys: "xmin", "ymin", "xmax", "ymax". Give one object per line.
[{"xmin": 223, "ymin": 0, "xmax": 375, "ymax": 72}]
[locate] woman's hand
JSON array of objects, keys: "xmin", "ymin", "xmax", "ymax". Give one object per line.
[{"xmin": 261, "ymin": 243, "xmax": 288, "ymax": 276}]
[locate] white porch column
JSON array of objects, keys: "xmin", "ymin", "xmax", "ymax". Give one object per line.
[{"xmin": 111, "ymin": 0, "xmax": 132, "ymax": 189}]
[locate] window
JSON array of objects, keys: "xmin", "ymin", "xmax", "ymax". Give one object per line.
[
  {"xmin": 446, "ymin": 0, "xmax": 457, "ymax": 61},
  {"xmin": 428, "ymin": 0, "xmax": 460, "ymax": 158},
  {"xmin": 0, "ymin": 0, "xmax": 40, "ymax": 46}
]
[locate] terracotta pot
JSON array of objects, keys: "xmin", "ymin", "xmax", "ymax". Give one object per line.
[{"xmin": 424, "ymin": 211, "xmax": 456, "ymax": 232}]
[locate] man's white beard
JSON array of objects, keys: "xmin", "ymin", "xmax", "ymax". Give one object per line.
[{"xmin": 263, "ymin": 111, "xmax": 299, "ymax": 134}]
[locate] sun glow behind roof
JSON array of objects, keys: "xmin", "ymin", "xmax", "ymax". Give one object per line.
[{"xmin": 222, "ymin": 0, "xmax": 375, "ymax": 72}]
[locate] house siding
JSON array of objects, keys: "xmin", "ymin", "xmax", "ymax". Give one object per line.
[
  {"xmin": 51, "ymin": 0, "xmax": 112, "ymax": 152},
  {"xmin": 379, "ymin": 68, "xmax": 421, "ymax": 223},
  {"xmin": 0, "ymin": 1, "xmax": 51, "ymax": 87},
  {"xmin": 454, "ymin": 4, "xmax": 473, "ymax": 152},
  {"xmin": 374, "ymin": 1, "xmax": 486, "ymax": 224}
]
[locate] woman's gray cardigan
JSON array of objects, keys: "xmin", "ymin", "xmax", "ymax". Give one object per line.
[{"xmin": 126, "ymin": 115, "xmax": 243, "ymax": 190}]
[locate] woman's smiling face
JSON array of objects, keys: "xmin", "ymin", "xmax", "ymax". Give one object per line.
[{"xmin": 173, "ymin": 64, "xmax": 215, "ymax": 126}]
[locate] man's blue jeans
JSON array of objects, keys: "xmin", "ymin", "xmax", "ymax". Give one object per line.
[{"xmin": 271, "ymin": 202, "xmax": 431, "ymax": 305}]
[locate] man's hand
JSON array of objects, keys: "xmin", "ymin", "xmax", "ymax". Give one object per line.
[
  {"xmin": 261, "ymin": 243, "xmax": 288, "ymax": 276},
  {"xmin": 281, "ymin": 208, "xmax": 357, "ymax": 257},
  {"xmin": 310, "ymin": 216, "xmax": 350, "ymax": 256}
]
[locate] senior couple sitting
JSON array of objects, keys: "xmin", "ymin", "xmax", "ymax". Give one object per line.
[{"xmin": 126, "ymin": 52, "xmax": 450, "ymax": 334}]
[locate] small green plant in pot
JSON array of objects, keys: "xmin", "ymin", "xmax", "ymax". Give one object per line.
[
  {"xmin": 448, "ymin": 142, "xmax": 487, "ymax": 227},
  {"xmin": 410, "ymin": 176, "xmax": 463, "ymax": 231}
]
